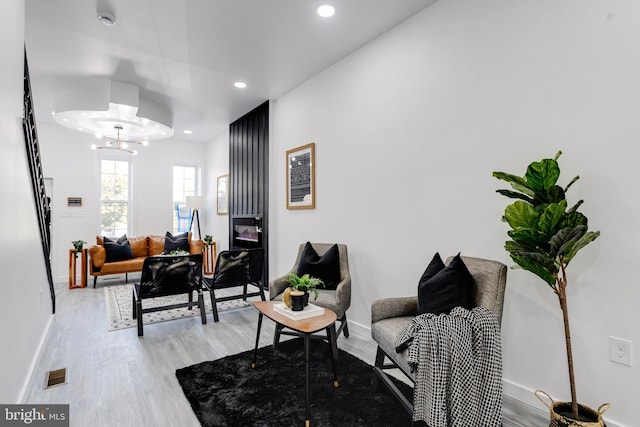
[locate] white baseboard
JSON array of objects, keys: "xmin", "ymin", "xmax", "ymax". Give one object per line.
[
  {"xmin": 17, "ymin": 314, "xmax": 54, "ymax": 403},
  {"xmin": 502, "ymin": 379, "xmax": 543, "ymax": 410},
  {"xmin": 345, "ymin": 319, "xmax": 371, "ymax": 340}
]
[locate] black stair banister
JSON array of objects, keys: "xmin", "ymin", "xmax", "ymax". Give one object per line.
[{"xmin": 23, "ymin": 49, "xmax": 55, "ymax": 314}]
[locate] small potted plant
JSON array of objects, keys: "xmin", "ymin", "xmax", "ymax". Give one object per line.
[
  {"xmin": 203, "ymin": 235, "xmax": 213, "ymax": 245},
  {"xmin": 287, "ymin": 273, "xmax": 324, "ymax": 304},
  {"xmin": 72, "ymin": 240, "xmax": 87, "ymax": 257}
]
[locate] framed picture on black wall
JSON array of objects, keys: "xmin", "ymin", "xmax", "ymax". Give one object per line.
[{"xmin": 286, "ymin": 142, "xmax": 315, "ymax": 210}]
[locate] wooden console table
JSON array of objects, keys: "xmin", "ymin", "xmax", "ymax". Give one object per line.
[
  {"xmin": 203, "ymin": 242, "xmax": 217, "ymax": 275},
  {"xmin": 68, "ymin": 248, "xmax": 87, "ymax": 289}
]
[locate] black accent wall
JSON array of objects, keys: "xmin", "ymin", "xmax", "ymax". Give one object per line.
[{"xmin": 229, "ymin": 101, "xmax": 269, "ymax": 285}]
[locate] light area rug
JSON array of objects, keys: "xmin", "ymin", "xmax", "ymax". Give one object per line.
[{"xmin": 105, "ymin": 284, "xmax": 253, "ymax": 331}]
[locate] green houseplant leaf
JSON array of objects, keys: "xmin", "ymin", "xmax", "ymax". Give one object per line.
[
  {"xmin": 525, "ymin": 157, "xmax": 560, "ymax": 191},
  {"xmin": 539, "ymin": 185, "xmax": 566, "ymax": 204},
  {"xmin": 509, "ymin": 253, "xmax": 557, "ymax": 286},
  {"xmin": 563, "ymin": 231, "xmax": 600, "ymax": 264},
  {"xmin": 492, "ymin": 172, "xmax": 535, "ymax": 198},
  {"xmin": 495, "ymin": 189, "xmax": 535, "ymax": 204},
  {"xmin": 504, "ymin": 200, "xmax": 539, "ymax": 230},
  {"xmin": 538, "ymin": 201, "xmax": 567, "ymax": 242},
  {"xmin": 551, "ymin": 225, "xmax": 586, "ymax": 259}
]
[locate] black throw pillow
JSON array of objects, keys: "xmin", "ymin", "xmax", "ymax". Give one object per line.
[
  {"xmin": 417, "ymin": 252, "xmax": 445, "ymax": 315},
  {"xmin": 296, "ymin": 242, "xmax": 341, "ymax": 290},
  {"xmin": 417, "ymin": 253, "xmax": 475, "ymax": 315},
  {"xmin": 419, "ymin": 252, "xmax": 445, "ymax": 285},
  {"xmin": 104, "ymin": 235, "xmax": 134, "ymax": 262},
  {"xmin": 164, "ymin": 231, "xmax": 189, "ymax": 254}
]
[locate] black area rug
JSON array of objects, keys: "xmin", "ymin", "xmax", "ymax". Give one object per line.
[{"xmin": 176, "ymin": 338, "xmax": 414, "ymax": 426}]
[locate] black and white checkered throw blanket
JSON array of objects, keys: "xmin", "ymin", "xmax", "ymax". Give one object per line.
[{"xmin": 395, "ymin": 306, "xmax": 503, "ymax": 427}]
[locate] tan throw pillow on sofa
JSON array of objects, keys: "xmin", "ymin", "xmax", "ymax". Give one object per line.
[
  {"xmin": 148, "ymin": 235, "xmax": 165, "ymax": 256},
  {"xmin": 129, "ymin": 236, "xmax": 148, "ymax": 258}
]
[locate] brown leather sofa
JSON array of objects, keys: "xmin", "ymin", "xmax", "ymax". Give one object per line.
[{"xmin": 88, "ymin": 233, "xmax": 203, "ymax": 287}]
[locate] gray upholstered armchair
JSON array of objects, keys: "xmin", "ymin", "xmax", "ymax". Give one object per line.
[
  {"xmin": 370, "ymin": 255, "xmax": 507, "ymax": 413},
  {"xmin": 270, "ymin": 243, "xmax": 351, "ymax": 338}
]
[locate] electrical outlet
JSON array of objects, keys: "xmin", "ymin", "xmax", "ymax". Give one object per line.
[{"xmin": 609, "ymin": 336, "xmax": 632, "ymax": 366}]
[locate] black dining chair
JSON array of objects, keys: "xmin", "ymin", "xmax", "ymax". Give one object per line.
[
  {"xmin": 202, "ymin": 248, "xmax": 266, "ymax": 322},
  {"xmin": 132, "ymin": 253, "xmax": 206, "ymax": 336}
]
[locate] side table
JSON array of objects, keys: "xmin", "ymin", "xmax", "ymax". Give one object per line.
[
  {"xmin": 203, "ymin": 242, "xmax": 217, "ymax": 275},
  {"xmin": 251, "ymin": 301, "xmax": 339, "ymax": 426},
  {"xmin": 68, "ymin": 248, "xmax": 87, "ymax": 289}
]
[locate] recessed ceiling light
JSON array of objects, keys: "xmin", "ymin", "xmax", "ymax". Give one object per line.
[
  {"xmin": 97, "ymin": 12, "xmax": 116, "ymax": 26},
  {"xmin": 184, "ymin": 130, "xmax": 193, "ymax": 134},
  {"xmin": 317, "ymin": 5, "xmax": 335, "ymax": 18},
  {"xmin": 234, "ymin": 81, "xmax": 247, "ymax": 89}
]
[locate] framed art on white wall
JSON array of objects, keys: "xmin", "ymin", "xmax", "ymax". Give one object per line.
[{"xmin": 286, "ymin": 142, "xmax": 315, "ymax": 210}]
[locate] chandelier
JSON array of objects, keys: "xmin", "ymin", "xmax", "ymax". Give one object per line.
[
  {"xmin": 52, "ymin": 81, "xmax": 173, "ymax": 154},
  {"xmin": 90, "ymin": 125, "xmax": 149, "ymax": 155}
]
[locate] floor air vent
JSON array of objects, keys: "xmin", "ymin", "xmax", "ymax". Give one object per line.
[{"xmin": 44, "ymin": 368, "xmax": 67, "ymax": 389}]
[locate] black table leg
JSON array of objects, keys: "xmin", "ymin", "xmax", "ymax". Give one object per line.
[
  {"xmin": 252, "ymin": 313, "xmax": 264, "ymax": 368},
  {"xmin": 273, "ymin": 323, "xmax": 284, "ymax": 350},
  {"xmin": 326, "ymin": 325, "xmax": 339, "ymax": 387},
  {"xmin": 304, "ymin": 333, "xmax": 311, "ymax": 426}
]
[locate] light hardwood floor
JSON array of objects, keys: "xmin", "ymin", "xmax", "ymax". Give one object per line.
[{"xmin": 23, "ymin": 279, "xmax": 548, "ymax": 426}]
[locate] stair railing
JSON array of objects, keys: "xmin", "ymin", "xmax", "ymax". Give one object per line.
[{"xmin": 23, "ymin": 49, "xmax": 55, "ymax": 314}]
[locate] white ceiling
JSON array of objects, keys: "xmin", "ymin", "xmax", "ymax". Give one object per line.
[{"xmin": 25, "ymin": 0, "xmax": 436, "ymax": 142}]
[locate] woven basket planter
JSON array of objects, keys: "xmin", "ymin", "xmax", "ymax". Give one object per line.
[{"xmin": 535, "ymin": 390, "xmax": 610, "ymax": 427}]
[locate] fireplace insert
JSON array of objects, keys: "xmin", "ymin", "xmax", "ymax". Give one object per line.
[{"xmin": 232, "ymin": 216, "xmax": 263, "ymax": 249}]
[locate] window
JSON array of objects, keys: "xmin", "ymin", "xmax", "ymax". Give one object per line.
[
  {"xmin": 173, "ymin": 165, "xmax": 198, "ymax": 233},
  {"xmin": 100, "ymin": 159, "xmax": 130, "ymax": 237}
]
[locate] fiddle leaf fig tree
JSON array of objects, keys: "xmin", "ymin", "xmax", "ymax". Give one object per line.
[{"xmin": 493, "ymin": 151, "xmax": 600, "ymax": 420}]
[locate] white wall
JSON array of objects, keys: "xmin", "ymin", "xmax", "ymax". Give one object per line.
[
  {"xmin": 270, "ymin": 0, "xmax": 639, "ymax": 425},
  {"xmin": 206, "ymin": 130, "xmax": 230, "ymax": 251},
  {"xmin": 38, "ymin": 122, "xmax": 208, "ymax": 281},
  {"xmin": 0, "ymin": 0, "xmax": 54, "ymax": 403}
]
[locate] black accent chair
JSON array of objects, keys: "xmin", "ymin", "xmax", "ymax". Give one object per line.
[
  {"xmin": 202, "ymin": 249, "xmax": 266, "ymax": 322},
  {"xmin": 132, "ymin": 254, "xmax": 206, "ymax": 336}
]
